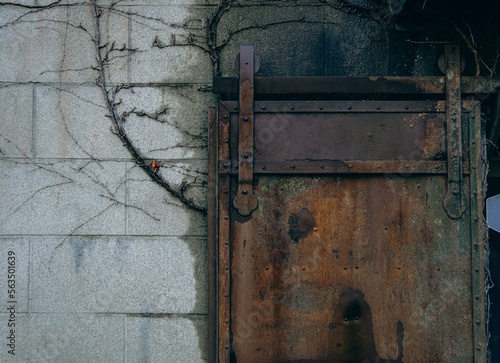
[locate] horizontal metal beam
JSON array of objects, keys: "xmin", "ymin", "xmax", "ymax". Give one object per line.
[{"xmin": 213, "ymin": 76, "xmax": 500, "ymax": 95}]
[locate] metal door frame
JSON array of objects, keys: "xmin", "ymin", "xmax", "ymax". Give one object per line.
[{"xmin": 208, "ymin": 45, "xmax": 487, "ymax": 363}]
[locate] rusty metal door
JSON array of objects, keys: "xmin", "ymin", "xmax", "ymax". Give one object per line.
[{"xmin": 208, "ymin": 46, "xmax": 485, "ymax": 362}]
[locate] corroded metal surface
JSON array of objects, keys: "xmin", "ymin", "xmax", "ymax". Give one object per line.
[{"xmin": 230, "ymin": 174, "xmax": 472, "ymax": 362}]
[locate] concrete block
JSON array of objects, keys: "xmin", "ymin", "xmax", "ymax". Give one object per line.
[
  {"xmin": 34, "ymin": 84, "xmax": 130, "ymax": 159},
  {"xmin": 324, "ymin": 7, "xmax": 388, "ymax": 76},
  {"xmin": 31, "ymin": 236, "xmax": 207, "ymax": 314},
  {"xmin": 125, "ymin": 162, "xmax": 207, "ymax": 236},
  {"xmin": 0, "ymin": 159, "xmax": 127, "ymax": 236},
  {"xmin": 128, "ymin": 6, "xmax": 214, "ymax": 83},
  {"xmin": 0, "ymin": 313, "xmax": 124, "ymax": 363},
  {"xmin": 0, "ymin": 6, "xmax": 98, "ymax": 83},
  {"xmin": 115, "ymin": 86, "xmax": 215, "ymax": 160},
  {"xmin": 217, "ymin": 6, "xmax": 324, "ymax": 77},
  {"xmin": 0, "ymin": 238, "xmax": 30, "ymax": 313},
  {"xmin": 0, "ymin": 85, "xmax": 33, "ymax": 158},
  {"xmin": 126, "ymin": 315, "xmax": 208, "ymax": 363}
]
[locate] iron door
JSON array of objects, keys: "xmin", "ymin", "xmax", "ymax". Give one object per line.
[{"xmin": 208, "ymin": 47, "xmax": 486, "ymax": 363}]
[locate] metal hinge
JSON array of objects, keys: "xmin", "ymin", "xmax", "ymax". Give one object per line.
[
  {"xmin": 233, "ymin": 45, "xmax": 259, "ymax": 216},
  {"xmin": 442, "ymin": 45, "xmax": 467, "ymax": 219}
]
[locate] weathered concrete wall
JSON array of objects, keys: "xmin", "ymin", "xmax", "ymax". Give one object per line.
[{"xmin": 0, "ymin": 0, "xmax": 498, "ymax": 362}]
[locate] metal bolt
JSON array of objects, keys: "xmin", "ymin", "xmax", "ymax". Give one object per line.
[
  {"xmin": 290, "ymin": 106, "xmax": 295, "ymax": 110},
  {"xmin": 265, "ymin": 267, "xmax": 269, "ymax": 270},
  {"xmin": 453, "ymin": 152, "xmax": 459, "ymax": 157},
  {"xmin": 262, "ymin": 165, "xmax": 266, "ymax": 170},
  {"xmin": 234, "ymin": 106, "xmax": 238, "ymax": 110},
  {"xmin": 476, "ymin": 346, "xmax": 481, "ymax": 351},
  {"xmin": 320, "ymin": 165, "xmax": 324, "ymax": 169},
  {"xmin": 475, "ymin": 268, "xmax": 480, "ymax": 272},
  {"xmin": 224, "ymin": 241, "xmax": 228, "ymax": 245},
  {"xmin": 436, "ymin": 267, "xmax": 440, "ymax": 271},
  {"xmin": 405, "ymin": 105, "xmax": 409, "ymax": 110},
  {"xmin": 473, "ymin": 191, "xmax": 477, "ymax": 195},
  {"xmin": 319, "ymin": 106, "xmax": 323, "ymax": 110},
  {"xmin": 224, "ymin": 115, "xmax": 228, "ymax": 119},
  {"xmin": 243, "ymin": 153, "xmax": 249, "ymax": 158},
  {"xmin": 406, "ymin": 164, "xmax": 410, "ymax": 169},
  {"xmin": 225, "ymin": 266, "xmax": 228, "ymax": 271},
  {"xmin": 224, "ymin": 217, "xmax": 228, "ymax": 220},
  {"xmin": 348, "ymin": 165, "xmax": 352, "ymax": 168},
  {"xmin": 261, "ymin": 105, "xmax": 266, "ymax": 110},
  {"xmin": 476, "ymin": 320, "xmax": 481, "ymax": 324},
  {"xmin": 225, "ymin": 293, "xmax": 228, "ymax": 297},
  {"xmin": 474, "ymin": 216, "xmax": 478, "ymax": 221},
  {"xmin": 291, "ymin": 165, "xmax": 295, "ymax": 169},
  {"xmin": 475, "ymin": 295, "xmax": 480, "ymax": 300},
  {"xmin": 224, "ymin": 163, "xmax": 229, "ymax": 168},
  {"xmin": 225, "ymin": 345, "xmax": 229, "ymax": 350},
  {"xmin": 347, "ymin": 105, "xmax": 352, "ymax": 110},
  {"xmin": 376, "ymin": 106, "xmax": 381, "ymax": 110},
  {"xmin": 453, "ymin": 190, "xmax": 458, "ymax": 195},
  {"xmin": 472, "ymin": 141, "xmax": 476, "ymax": 145},
  {"xmin": 243, "ymin": 116, "xmax": 249, "ymax": 121},
  {"xmin": 242, "ymin": 190, "xmax": 248, "ymax": 195},
  {"xmin": 474, "ymin": 242, "xmax": 478, "ymax": 246},
  {"xmin": 225, "ymin": 319, "xmax": 229, "ymax": 323},
  {"xmin": 472, "ymin": 165, "xmax": 476, "ymax": 169}
]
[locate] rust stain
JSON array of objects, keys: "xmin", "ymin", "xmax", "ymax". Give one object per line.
[
  {"xmin": 328, "ymin": 288, "xmax": 404, "ymax": 363},
  {"xmin": 288, "ymin": 207, "xmax": 316, "ymax": 243}
]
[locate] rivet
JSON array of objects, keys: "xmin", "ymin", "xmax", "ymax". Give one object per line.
[
  {"xmin": 476, "ymin": 346, "xmax": 481, "ymax": 351},
  {"xmin": 291, "ymin": 165, "xmax": 295, "ymax": 169},
  {"xmin": 474, "ymin": 242, "xmax": 478, "ymax": 246},
  {"xmin": 475, "ymin": 268, "xmax": 480, "ymax": 272},
  {"xmin": 225, "ymin": 345, "xmax": 229, "ymax": 349},
  {"xmin": 224, "ymin": 217, "xmax": 228, "ymax": 220},
  {"xmin": 472, "ymin": 165, "xmax": 476, "ymax": 169},
  {"xmin": 234, "ymin": 106, "xmax": 238, "ymax": 111},
  {"xmin": 473, "ymin": 191, "xmax": 477, "ymax": 195},
  {"xmin": 476, "ymin": 320, "xmax": 480, "ymax": 324},
  {"xmin": 302, "ymin": 267, "xmax": 306, "ymax": 271},
  {"xmin": 436, "ymin": 267, "xmax": 440, "ymax": 271},
  {"xmin": 223, "ymin": 163, "xmax": 229, "ymax": 168},
  {"xmin": 262, "ymin": 165, "xmax": 266, "ymax": 170},
  {"xmin": 225, "ymin": 293, "xmax": 228, "ymax": 297},
  {"xmin": 320, "ymin": 165, "xmax": 324, "ymax": 169},
  {"xmin": 453, "ymin": 152, "xmax": 459, "ymax": 157},
  {"xmin": 225, "ymin": 266, "xmax": 228, "ymax": 270},
  {"xmin": 405, "ymin": 105, "xmax": 409, "ymax": 110},
  {"xmin": 347, "ymin": 105, "xmax": 352, "ymax": 110},
  {"xmin": 397, "ymin": 266, "xmax": 402, "ymax": 270},
  {"xmin": 344, "ymin": 317, "xmax": 348, "ymax": 322},
  {"xmin": 224, "ymin": 241, "xmax": 228, "ymax": 245},
  {"xmin": 265, "ymin": 267, "xmax": 269, "ymax": 270},
  {"xmin": 224, "ymin": 138, "xmax": 228, "ymax": 143},
  {"xmin": 354, "ymin": 317, "xmax": 359, "ymax": 321},
  {"xmin": 224, "ymin": 115, "xmax": 228, "ymax": 119},
  {"xmin": 453, "ymin": 190, "xmax": 458, "ymax": 195},
  {"xmin": 378, "ymin": 164, "xmax": 382, "ymax": 169},
  {"xmin": 261, "ymin": 105, "xmax": 266, "ymax": 110},
  {"xmin": 475, "ymin": 295, "xmax": 480, "ymax": 299},
  {"xmin": 348, "ymin": 165, "xmax": 352, "ymax": 168},
  {"xmin": 243, "ymin": 153, "xmax": 249, "ymax": 158},
  {"xmin": 472, "ymin": 141, "xmax": 476, "ymax": 145},
  {"xmin": 225, "ymin": 319, "xmax": 229, "ymax": 323},
  {"xmin": 376, "ymin": 106, "xmax": 381, "ymax": 110},
  {"xmin": 243, "ymin": 116, "xmax": 249, "ymax": 121},
  {"xmin": 242, "ymin": 190, "xmax": 248, "ymax": 195},
  {"xmin": 319, "ymin": 106, "xmax": 323, "ymax": 110},
  {"xmin": 406, "ymin": 164, "xmax": 410, "ymax": 169},
  {"xmin": 474, "ymin": 217, "xmax": 478, "ymax": 221},
  {"xmin": 290, "ymin": 106, "xmax": 295, "ymax": 110}
]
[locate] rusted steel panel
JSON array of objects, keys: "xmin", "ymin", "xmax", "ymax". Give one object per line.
[
  {"xmin": 223, "ymin": 101, "xmax": 450, "ymax": 169},
  {"xmin": 213, "ymin": 76, "xmax": 500, "ymax": 95},
  {"xmin": 230, "ymin": 174, "xmax": 473, "ymax": 362}
]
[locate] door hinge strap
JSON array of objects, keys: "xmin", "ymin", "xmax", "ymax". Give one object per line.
[
  {"xmin": 443, "ymin": 45, "xmax": 467, "ymax": 219},
  {"xmin": 233, "ymin": 45, "xmax": 258, "ymax": 216}
]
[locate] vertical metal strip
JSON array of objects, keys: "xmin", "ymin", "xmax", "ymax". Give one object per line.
[
  {"xmin": 218, "ymin": 104, "xmax": 231, "ymax": 363},
  {"xmin": 233, "ymin": 45, "xmax": 258, "ymax": 216},
  {"xmin": 443, "ymin": 45, "xmax": 467, "ymax": 219},
  {"xmin": 207, "ymin": 107, "xmax": 217, "ymax": 363},
  {"xmin": 469, "ymin": 103, "xmax": 486, "ymax": 362}
]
